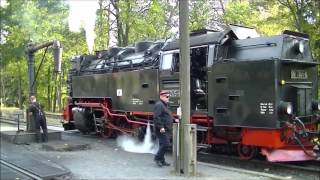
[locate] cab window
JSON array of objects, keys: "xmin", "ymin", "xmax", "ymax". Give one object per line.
[{"xmin": 161, "ymin": 53, "xmax": 173, "ymax": 70}]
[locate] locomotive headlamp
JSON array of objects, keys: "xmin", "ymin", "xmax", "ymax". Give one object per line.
[
  {"xmin": 279, "ymin": 102, "xmax": 293, "ymax": 115},
  {"xmin": 293, "ymin": 40, "xmax": 305, "ymax": 54},
  {"xmin": 280, "ymin": 80, "xmax": 286, "ymax": 85},
  {"xmin": 287, "ymin": 104, "xmax": 293, "ymax": 114},
  {"xmin": 298, "ymin": 41, "xmax": 304, "ymax": 53},
  {"xmin": 312, "ymin": 101, "xmax": 320, "ymax": 111}
]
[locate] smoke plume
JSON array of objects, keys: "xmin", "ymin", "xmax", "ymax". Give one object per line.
[
  {"xmin": 67, "ymin": 0, "xmax": 98, "ymax": 53},
  {"xmin": 117, "ymin": 122, "xmax": 158, "ymax": 154}
]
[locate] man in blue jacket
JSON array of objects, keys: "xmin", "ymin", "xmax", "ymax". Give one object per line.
[
  {"xmin": 153, "ymin": 90, "xmax": 174, "ymax": 167},
  {"xmin": 28, "ymin": 96, "xmax": 48, "ymax": 142}
]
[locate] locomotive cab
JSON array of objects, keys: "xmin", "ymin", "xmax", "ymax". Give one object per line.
[
  {"xmin": 159, "ymin": 29, "xmax": 237, "ymax": 113},
  {"xmin": 159, "ymin": 46, "xmax": 209, "ymax": 111}
]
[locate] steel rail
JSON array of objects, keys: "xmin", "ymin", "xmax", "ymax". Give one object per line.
[{"xmin": 0, "ymin": 159, "xmax": 42, "ymax": 180}]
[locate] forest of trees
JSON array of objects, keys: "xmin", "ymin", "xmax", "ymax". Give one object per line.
[{"xmin": 0, "ymin": 0, "xmax": 319, "ymax": 112}]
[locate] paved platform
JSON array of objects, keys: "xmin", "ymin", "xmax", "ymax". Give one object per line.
[{"xmin": 0, "ymin": 123, "xmax": 288, "ymax": 179}]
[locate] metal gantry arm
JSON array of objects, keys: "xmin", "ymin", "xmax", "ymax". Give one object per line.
[{"xmin": 26, "ymin": 40, "xmax": 62, "ymax": 97}]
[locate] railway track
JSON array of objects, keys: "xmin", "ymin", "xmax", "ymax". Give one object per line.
[
  {"xmin": 2, "ymin": 115, "xmax": 319, "ymax": 179},
  {"xmin": 198, "ymin": 150, "xmax": 320, "ymax": 179},
  {"xmin": 0, "ymin": 159, "xmax": 42, "ymax": 180}
]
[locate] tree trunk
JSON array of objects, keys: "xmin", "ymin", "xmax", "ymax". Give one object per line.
[
  {"xmin": 1, "ymin": 67, "xmax": 7, "ymax": 108},
  {"xmin": 163, "ymin": 0, "xmax": 178, "ymax": 37},
  {"xmin": 18, "ymin": 66, "xmax": 22, "ymax": 109},
  {"xmin": 123, "ymin": 0, "xmax": 130, "ymax": 46},
  {"xmin": 277, "ymin": 0, "xmax": 304, "ymax": 32},
  {"xmin": 113, "ymin": 0, "xmax": 123, "ymax": 46},
  {"xmin": 1, "ymin": 67, "xmax": 5, "ymax": 114},
  {"xmin": 107, "ymin": 3, "xmax": 111, "ymax": 47}
]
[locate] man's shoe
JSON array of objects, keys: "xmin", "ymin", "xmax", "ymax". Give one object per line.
[
  {"xmin": 155, "ymin": 160, "xmax": 162, "ymax": 167},
  {"xmin": 161, "ymin": 161, "xmax": 170, "ymax": 166}
]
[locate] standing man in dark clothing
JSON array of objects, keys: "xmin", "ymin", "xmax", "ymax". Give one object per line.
[
  {"xmin": 28, "ymin": 96, "xmax": 48, "ymax": 142},
  {"xmin": 153, "ymin": 90, "xmax": 177, "ymax": 167}
]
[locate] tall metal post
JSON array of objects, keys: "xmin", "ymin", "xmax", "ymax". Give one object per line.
[
  {"xmin": 176, "ymin": 0, "xmax": 196, "ymax": 176},
  {"xmin": 179, "ymin": 0, "xmax": 190, "ymax": 124}
]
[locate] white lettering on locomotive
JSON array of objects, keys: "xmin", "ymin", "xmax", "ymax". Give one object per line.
[{"xmin": 260, "ymin": 102, "xmax": 274, "ymax": 115}]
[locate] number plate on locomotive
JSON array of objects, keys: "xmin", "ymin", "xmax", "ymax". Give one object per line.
[{"xmin": 291, "ymin": 70, "xmax": 308, "ymax": 79}]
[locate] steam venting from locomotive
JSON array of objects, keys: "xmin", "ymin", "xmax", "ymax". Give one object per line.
[
  {"xmin": 117, "ymin": 122, "xmax": 158, "ymax": 154},
  {"xmin": 68, "ymin": 1, "xmax": 98, "ymax": 53}
]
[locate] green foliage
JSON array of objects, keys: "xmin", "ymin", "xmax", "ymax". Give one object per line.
[
  {"xmin": 0, "ymin": 0, "xmax": 88, "ymax": 111},
  {"xmin": 128, "ymin": 0, "xmax": 169, "ymax": 43},
  {"xmin": 256, "ymin": 2, "xmax": 293, "ymax": 35},
  {"xmin": 94, "ymin": 1, "xmax": 109, "ymax": 50},
  {"xmin": 189, "ymin": 0, "xmax": 210, "ymax": 31},
  {"xmin": 223, "ymin": 1, "xmax": 260, "ymax": 27}
]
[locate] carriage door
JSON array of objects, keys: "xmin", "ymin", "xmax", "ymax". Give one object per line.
[{"xmin": 159, "ymin": 51, "xmax": 180, "ymax": 110}]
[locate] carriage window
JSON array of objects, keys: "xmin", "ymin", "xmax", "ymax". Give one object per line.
[
  {"xmin": 208, "ymin": 45, "xmax": 215, "ymax": 67},
  {"xmin": 161, "ymin": 53, "xmax": 173, "ymax": 70}
]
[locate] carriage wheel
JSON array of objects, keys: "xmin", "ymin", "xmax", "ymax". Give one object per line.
[{"xmin": 237, "ymin": 144, "xmax": 258, "ymax": 160}]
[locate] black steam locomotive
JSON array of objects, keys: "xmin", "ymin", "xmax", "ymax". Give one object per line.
[{"xmin": 63, "ymin": 25, "xmax": 320, "ymax": 162}]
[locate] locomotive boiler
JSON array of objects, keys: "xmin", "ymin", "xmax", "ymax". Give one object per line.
[{"xmin": 62, "ymin": 25, "xmax": 320, "ymax": 162}]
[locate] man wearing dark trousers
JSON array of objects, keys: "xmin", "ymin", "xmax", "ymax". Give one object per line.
[
  {"xmin": 153, "ymin": 90, "xmax": 177, "ymax": 167},
  {"xmin": 28, "ymin": 96, "xmax": 48, "ymax": 142}
]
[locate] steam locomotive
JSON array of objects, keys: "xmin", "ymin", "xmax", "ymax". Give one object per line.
[{"xmin": 62, "ymin": 25, "xmax": 320, "ymax": 162}]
